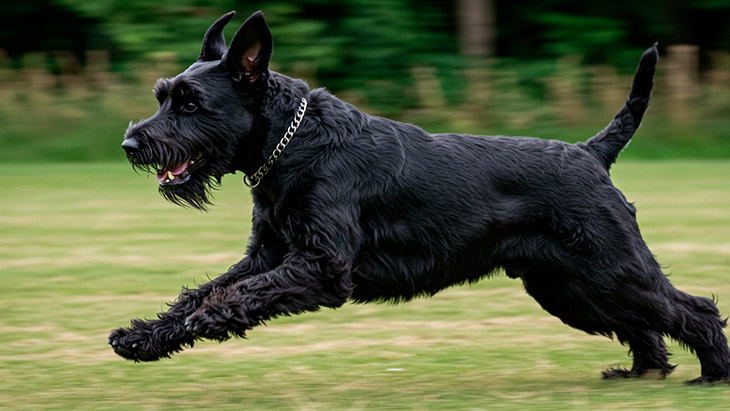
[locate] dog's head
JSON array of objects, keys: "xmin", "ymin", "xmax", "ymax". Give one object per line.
[{"xmin": 121, "ymin": 11, "xmax": 273, "ymax": 209}]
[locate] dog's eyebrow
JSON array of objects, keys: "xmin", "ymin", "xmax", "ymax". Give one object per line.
[
  {"xmin": 169, "ymin": 78, "xmax": 211, "ymax": 107},
  {"xmin": 153, "ymin": 78, "xmax": 173, "ymax": 102},
  {"xmin": 169, "ymin": 78, "xmax": 207, "ymax": 100},
  {"xmin": 170, "ymin": 80, "xmax": 189, "ymax": 98}
]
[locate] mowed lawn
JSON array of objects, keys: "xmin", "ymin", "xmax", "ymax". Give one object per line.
[{"xmin": 1, "ymin": 160, "xmax": 729, "ymax": 410}]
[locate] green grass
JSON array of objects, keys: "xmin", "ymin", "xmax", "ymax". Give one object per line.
[{"xmin": 1, "ymin": 160, "xmax": 730, "ymax": 410}]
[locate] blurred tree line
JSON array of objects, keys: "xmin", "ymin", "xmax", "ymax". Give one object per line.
[{"xmin": 1, "ymin": 0, "xmax": 730, "ymax": 161}]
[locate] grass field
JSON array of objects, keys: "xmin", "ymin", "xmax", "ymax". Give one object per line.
[{"xmin": 1, "ymin": 160, "xmax": 729, "ymax": 410}]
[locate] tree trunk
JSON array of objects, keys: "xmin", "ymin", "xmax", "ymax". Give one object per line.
[{"xmin": 455, "ymin": 0, "xmax": 495, "ymax": 58}]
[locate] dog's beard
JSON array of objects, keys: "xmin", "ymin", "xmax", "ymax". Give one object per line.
[
  {"xmin": 155, "ymin": 159, "xmax": 223, "ymax": 211},
  {"xmin": 126, "ymin": 141, "xmax": 229, "ymax": 211},
  {"xmin": 158, "ymin": 171, "xmax": 220, "ymax": 210}
]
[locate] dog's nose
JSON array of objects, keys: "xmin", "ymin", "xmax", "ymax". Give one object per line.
[{"xmin": 121, "ymin": 137, "xmax": 139, "ymax": 154}]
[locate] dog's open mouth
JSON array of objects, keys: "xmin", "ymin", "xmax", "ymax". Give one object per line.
[{"xmin": 156, "ymin": 158, "xmax": 202, "ymax": 185}]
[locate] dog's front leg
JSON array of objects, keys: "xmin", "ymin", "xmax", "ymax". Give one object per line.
[
  {"xmin": 184, "ymin": 250, "xmax": 353, "ymax": 341},
  {"xmin": 109, "ymin": 213, "xmax": 288, "ymax": 361},
  {"xmin": 108, "ymin": 255, "xmax": 276, "ymax": 361}
]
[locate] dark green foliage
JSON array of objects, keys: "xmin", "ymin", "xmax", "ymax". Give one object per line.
[{"xmin": 1, "ymin": 0, "xmax": 729, "ymax": 161}]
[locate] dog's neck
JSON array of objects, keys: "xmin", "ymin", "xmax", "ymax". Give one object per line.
[
  {"xmin": 243, "ymin": 96, "xmax": 308, "ymax": 188},
  {"xmin": 232, "ymin": 72, "xmax": 310, "ymax": 183}
]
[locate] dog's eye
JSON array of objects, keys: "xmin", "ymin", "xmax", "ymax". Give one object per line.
[{"xmin": 183, "ymin": 102, "xmax": 198, "ymax": 113}]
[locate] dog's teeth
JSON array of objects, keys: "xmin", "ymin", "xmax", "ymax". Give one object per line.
[{"xmin": 168, "ymin": 171, "xmax": 175, "ymax": 181}]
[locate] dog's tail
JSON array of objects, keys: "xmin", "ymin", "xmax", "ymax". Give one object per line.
[{"xmin": 584, "ymin": 44, "xmax": 658, "ymax": 169}]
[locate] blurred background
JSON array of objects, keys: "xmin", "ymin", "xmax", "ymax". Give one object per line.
[{"xmin": 1, "ymin": 0, "xmax": 730, "ymax": 162}]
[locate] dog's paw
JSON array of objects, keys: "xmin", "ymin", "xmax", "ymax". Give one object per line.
[
  {"xmin": 684, "ymin": 375, "xmax": 730, "ymax": 385},
  {"xmin": 602, "ymin": 367, "xmax": 643, "ymax": 380},
  {"xmin": 108, "ymin": 327, "xmax": 162, "ymax": 362},
  {"xmin": 602, "ymin": 367, "xmax": 671, "ymax": 380}
]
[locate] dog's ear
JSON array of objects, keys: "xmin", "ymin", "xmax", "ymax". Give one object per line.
[
  {"xmin": 224, "ymin": 10, "xmax": 273, "ymax": 87},
  {"xmin": 199, "ymin": 11, "xmax": 236, "ymax": 62}
]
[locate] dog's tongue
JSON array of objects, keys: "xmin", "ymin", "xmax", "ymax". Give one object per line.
[{"xmin": 156, "ymin": 161, "xmax": 189, "ymax": 182}]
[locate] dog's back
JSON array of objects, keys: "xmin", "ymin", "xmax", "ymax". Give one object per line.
[{"xmin": 346, "ymin": 47, "xmax": 659, "ymax": 302}]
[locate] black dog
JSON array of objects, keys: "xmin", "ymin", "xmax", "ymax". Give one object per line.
[{"xmin": 112, "ymin": 11, "xmax": 730, "ymax": 384}]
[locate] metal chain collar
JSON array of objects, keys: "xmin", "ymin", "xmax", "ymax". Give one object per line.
[{"xmin": 243, "ymin": 97, "xmax": 308, "ymax": 188}]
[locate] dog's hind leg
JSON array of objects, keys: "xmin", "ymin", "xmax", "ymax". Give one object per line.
[
  {"xmin": 638, "ymin": 286, "xmax": 730, "ymax": 384},
  {"xmin": 518, "ymin": 261, "xmax": 676, "ymax": 378},
  {"xmin": 586, "ymin": 262, "xmax": 730, "ymax": 383},
  {"xmin": 520, "ymin": 261, "xmax": 613, "ymax": 337}
]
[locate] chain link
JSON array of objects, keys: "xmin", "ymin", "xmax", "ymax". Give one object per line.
[{"xmin": 243, "ymin": 97, "xmax": 308, "ymax": 188}]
